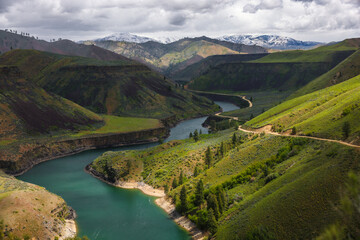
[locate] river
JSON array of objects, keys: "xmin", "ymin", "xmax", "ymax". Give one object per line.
[{"xmin": 18, "ymin": 101, "xmax": 238, "ymax": 240}]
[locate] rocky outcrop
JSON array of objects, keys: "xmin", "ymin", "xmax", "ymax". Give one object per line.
[{"xmin": 1, "ymin": 127, "xmax": 169, "ymax": 176}]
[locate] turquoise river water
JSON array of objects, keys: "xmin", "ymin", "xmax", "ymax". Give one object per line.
[{"xmin": 18, "ymin": 101, "xmax": 238, "ymax": 240}]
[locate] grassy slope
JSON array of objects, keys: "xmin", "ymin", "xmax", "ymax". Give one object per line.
[
  {"xmin": 72, "ymin": 115, "xmax": 161, "ymax": 137},
  {"xmin": 0, "ymin": 49, "xmax": 220, "ymax": 120},
  {"xmin": 171, "ymin": 54, "xmax": 268, "ymax": 82},
  {"xmin": 0, "ymin": 66, "xmax": 103, "ymax": 139},
  {"xmin": 291, "ymin": 49, "xmax": 360, "ymax": 99},
  {"xmin": 90, "ymin": 128, "xmax": 360, "ymax": 239},
  {"xmin": 246, "ymin": 75, "xmax": 360, "ymax": 144},
  {"xmin": 0, "ymin": 171, "xmax": 73, "ymax": 239},
  {"xmin": 188, "ymin": 38, "xmax": 358, "ymax": 92}
]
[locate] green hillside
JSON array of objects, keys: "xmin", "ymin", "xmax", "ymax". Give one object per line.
[
  {"xmin": 0, "ymin": 49, "xmax": 220, "ymax": 120},
  {"xmin": 171, "ymin": 54, "xmax": 268, "ymax": 82},
  {"xmin": 0, "ymin": 66, "xmax": 103, "ymax": 139},
  {"xmin": 89, "ymin": 128, "xmax": 360, "ymax": 239},
  {"xmin": 188, "ymin": 38, "xmax": 357, "ymax": 93},
  {"xmin": 188, "ymin": 62, "xmax": 334, "ymax": 92},
  {"xmin": 291, "ymin": 49, "xmax": 360, "ymax": 98},
  {"xmin": 246, "ymin": 75, "xmax": 360, "ymax": 145}
]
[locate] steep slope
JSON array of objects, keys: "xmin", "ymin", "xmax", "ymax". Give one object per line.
[
  {"xmin": 291, "ymin": 48, "xmax": 360, "ymax": 98},
  {"xmin": 0, "ymin": 66, "xmax": 103, "ymax": 139},
  {"xmin": 83, "ymin": 36, "xmax": 268, "ymax": 75},
  {"xmin": 88, "ymin": 128, "xmax": 360, "ymax": 240},
  {"xmin": 171, "ymin": 53, "xmax": 268, "ymax": 82},
  {"xmin": 188, "ymin": 38, "xmax": 357, "ymax": 92},
  {"xmin": 0, "ymin": 171, "xmax": 76, "ymax": 239},
  {"xmin": 218, "ymin": 34, "xmax": 322, "ymax": 50},
  {"xmin": 246, "ymin": 75, "xmax": 360, "ymax": 144},
  {"xmin": 0, "ymin": 50, "xmax": 219, "ymax": 120},
  {"xmin": 0, "ymin": 30, "xmax": 131, "ymax": 61}
]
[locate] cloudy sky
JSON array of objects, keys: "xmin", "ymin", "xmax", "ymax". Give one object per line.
[{"xmin": 0, "ymin": 0, "xmax": 359, "ymax": 42}]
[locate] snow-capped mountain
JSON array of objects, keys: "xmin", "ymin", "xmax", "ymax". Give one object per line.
[
  {"xmin": 152, "ymin": 36, "xmax": 182, "ymax": 44},
  {"xmin": 217, "ymin": 35, "xmax": 323, "ymax": 50},
  {"xmin": 94, "ymin": 33, "xmax": 182, "ymax": 44},
  {"xmin": 95, "ymin": 33, "xmax": 155, "ymax": 43}
]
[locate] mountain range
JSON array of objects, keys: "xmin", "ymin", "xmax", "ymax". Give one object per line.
[
  {"xmin": 91, "ymin": 33, "xmax": 323, "ymax": 50},
  {"xmin": 217, "ymin": 34, "xmax": 323, "ymax": 50}
]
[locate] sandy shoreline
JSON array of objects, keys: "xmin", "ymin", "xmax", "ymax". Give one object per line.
[
  {"xmin": 60, "ymin": 219, "xmax": 77, "ymax": 240},
  {"xmin": 86, "ymin": 163, "xmax": 206, "ymax": 239},
  {"xmin": 116, "ymin": 181, "xmax": 166, "ymax": 197},
  {"xmin": 155, "ymin": 197, "xmax": 206, "ymax": 240}
]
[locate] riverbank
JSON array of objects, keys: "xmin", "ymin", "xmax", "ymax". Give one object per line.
[
  {"xmin": 155, "ymin": 197, "xmax": 206, "ymax": 240},
  {"xmin": 60, "ymin": 219, "xmax": 77, "ymax": 240},
  {"xmin": 85, "ymin": 165, "xmax": 206, "ymax": 239},
  {"xmin": 1, "ymin": 126, "xmax": 169, "ymax": 176}
]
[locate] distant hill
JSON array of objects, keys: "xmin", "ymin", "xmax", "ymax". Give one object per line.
[
  {"xmin": 0, "ymin": 30, "xmax": 131, "ymax": 61},
  {"xmin": 82, "ymin": 36, "xmax": 268, "ymax": 75},
  {"xmin": 0, "ymin": 66, "xmax": 103, "ymax": 139},
  {"xmin": 171, "ymin": 53, "xmax": 268, "ymax": 82},
  {"xmin": 218, "ymin": 34, "xmax": 323, "ymax": 50},
  {"xmin": 290, "ymin": 39, "xmax": 360, "ymax": 98},
  {"xmin": 0, "ymin": 50, "xmax": 219, "ymax": 120},
  {"xmin": 188, "ymin": 38, "xmax": 357, "ymax": 93},
  {"xmin": 94, "ymin": 32, "xmax": 155, "ymax": 43}
]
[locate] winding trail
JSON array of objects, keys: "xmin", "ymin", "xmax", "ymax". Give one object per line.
[
  {"xmin": 238, "ymin": 125, "xmax": 360, "ymax": 149},
  {"xmin": 190, "ymin": 89, "xmax": 359, "ymax": 149},
  {"xmin": 189, "ymin": 90, "xmax": 253, "ymax": 121}
]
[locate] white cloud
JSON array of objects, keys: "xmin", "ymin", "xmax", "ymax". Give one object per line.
[{"xmin": 0, "ymin": 0, "xmax": 358, "ymax": 42}]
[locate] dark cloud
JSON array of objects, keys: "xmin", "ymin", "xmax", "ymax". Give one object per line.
[
  {"xmin": 243, "ymin": 0, "xmax": 283, "ymax": 13},
  {"xmin": 169, "ymin": 14, "xmax": 187, "ymax": 26}
]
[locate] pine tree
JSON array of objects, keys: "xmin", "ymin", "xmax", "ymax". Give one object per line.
[
  {"xmin": 179, "ymin": 171, "xmax": 184, "ymax": 185},
  {"xmin": 172, "ymin": 178, "xmax": 178, "ymax": 189},
  {"xmin": 180, "ymin": 186, "xmax": 188, "ymax": 213},
  {"xmin": 343, "ymin": 121, "xmax": 350, "ymax": 139},
  {"xmin": 189, "ymin": 132, "xmax": 193, "ymax": 138},
  {"xmin": 195, "ymin": 179, "xmax": 204, "ymax": 206},
  {"xmin": 193, "ymin": 129, "xmax": 199, "ymax": 142},
  {"xmin": 220, "ymin": 142, "xmax": 226, "ymax": 157},
  {"xmin": 232, "ymin": 133, "xmax": 237, "ymax": 146},
  {"xmin": 207, "ymin": 208, "xmax": 218, "ymax": 234},
  {"xmin": 194, "ymin": 166, "xmax": 199, "ymax": 177},
  {"xmin": 207, "ymin": 193, "xmax": 220, "ymax": 220},
  {"xmin": 205, "ymin": 146, "xmax": 213, "ymax": 168}
]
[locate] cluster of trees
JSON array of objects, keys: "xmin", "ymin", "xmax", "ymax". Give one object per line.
[
  {"xmin": 176, "ymin": 182, "xmax": 227, "ymax": 234},
  {"xmin": 3, "ymin": 29, "xmax": 39, "ymax": 40},
  {"xmin": 209, "ymin": 119, "xmax": 239, "ymax": 133},
  {"xmin": 169, "ymin": 133, "xmax": 247, "ymax": 234},
  {"xmin": 189, "ymin": 129, "xmax": 202, "ymax": 141}
]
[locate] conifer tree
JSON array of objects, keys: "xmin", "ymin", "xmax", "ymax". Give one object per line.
[
  {"xmin": 193, "ymin": 129, "xmax": 199, "ymax": 142},
  {"xmin": 205, "ymin": 146, "xmax": 213, "ymax": 168},
  {"xmin": 208, "ymin": 209, "xmax": 218, "ymax": 234},
  {"xmin": 180, "ymin": 186, "xmax": 188, "ymax": 213},
  {"xmin": 195, "ymin": 179, "xmax": 204, "ymax": 206},
  {"xmin": 232, "ymin": 133, "xmax": 237, "ymax": 146},
  {"xmin": 179, "ymin": 171, "xmax": 184, "ymax": 185},
  {"xmin": 207, "ymin": 193, "xmax": 220, "ymax": 220},
  {"xmin": 172, "ymin": 178, "xmax": 178, "ymax": 189}
]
